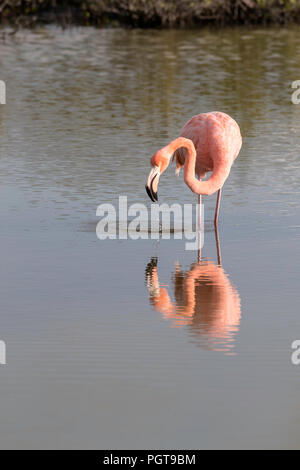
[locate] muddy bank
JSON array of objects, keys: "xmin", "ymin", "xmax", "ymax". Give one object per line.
[{"xmin": 1, "ymin": 1, "xmax": 300, "ymax": 28}]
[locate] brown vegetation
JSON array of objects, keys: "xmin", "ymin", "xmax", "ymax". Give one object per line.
[{"xmin": 1, "ymin": 0, "xmax": 300, "ymax": 27}]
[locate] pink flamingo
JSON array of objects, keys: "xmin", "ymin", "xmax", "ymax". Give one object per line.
[{"xmin": 146, "ymin": 112, "xmax": 242, "ymax": 226}]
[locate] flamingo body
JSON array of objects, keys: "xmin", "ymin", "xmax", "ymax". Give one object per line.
[{"xmin": 174, "ymin": 112, "xmax": 242, "ymax": 183}]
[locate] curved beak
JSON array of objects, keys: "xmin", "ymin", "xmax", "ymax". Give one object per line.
[{"xmin": 145, "ymin": 166, "xmax": 160, "ymax": 202}]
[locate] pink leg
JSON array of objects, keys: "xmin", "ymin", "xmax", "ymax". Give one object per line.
[
  {"xmin": 197, "ymin": 193, "xmax": 202, "ymax": 263},
  {"xmin": 214, "ymin": 189, "xmax": 222, "ymax": 228},
  {"xmin": 215, "ymin": 225, "xmax": 222, "ymax": 266}
]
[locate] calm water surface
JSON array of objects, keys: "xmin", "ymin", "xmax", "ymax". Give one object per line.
[{"xmin": 0, "ymin": 26, "xmax": 300, "ymax": 449}]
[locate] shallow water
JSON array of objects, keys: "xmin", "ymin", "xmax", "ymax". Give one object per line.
[{"xmin": 0, "ymin": 25, "xmax": 300, "ymax": 449}]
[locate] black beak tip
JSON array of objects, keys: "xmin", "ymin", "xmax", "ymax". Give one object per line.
[
  {"xmin": 146, "ymin": 185, "xmax": 155, "ymax": 203},
  {"xmin": 152, "ymin": 192, "xmax": 158, "ymax": 202}
]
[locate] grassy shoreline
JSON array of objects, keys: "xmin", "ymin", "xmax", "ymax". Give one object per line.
[{"xmin": 1, "ymin": 1, "xmax": 300, "ymax": 28}]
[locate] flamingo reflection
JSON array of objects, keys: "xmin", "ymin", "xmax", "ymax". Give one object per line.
[{"xmin": 145, "ymin": 231, "xmax": 241, "ymax": 353}]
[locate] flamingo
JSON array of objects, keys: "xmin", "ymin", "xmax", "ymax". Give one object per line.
[{"xmin": 145, "ymin": 112, "xmax": 242, "ymax": 227}]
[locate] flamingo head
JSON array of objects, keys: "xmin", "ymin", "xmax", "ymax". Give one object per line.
[{"xmin": 145, "ymin": 151, "xmax": 169, "ymax": 202}]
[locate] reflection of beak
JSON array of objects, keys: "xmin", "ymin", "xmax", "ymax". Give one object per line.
[
  {"xmin": 145, "ymin": 166, "xmax": 160, "ymax": 202},
  {"xmin": 145, "ymin": 257, "xmax": 158, "ymax": 287}
]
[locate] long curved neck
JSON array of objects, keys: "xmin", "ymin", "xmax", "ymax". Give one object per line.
[
  {"xmin": 165, "ymin": 137, "xmax": 228, "ymax": 196},
  {"xmin": 165, "ymin": 137, "xmax": 202, "ymax": 194}
]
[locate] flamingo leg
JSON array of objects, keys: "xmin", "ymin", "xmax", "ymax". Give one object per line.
[
  {"xmin": 214, "ymin": 189, "xmax": 222, "ymax": 228},
  {"xmin": 215, "ymin": 225, "xmax": 222, "ymax": 266},
  {"xmin": 197, "ymin": 193, "xmax": 202, "ymax": 262}
]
